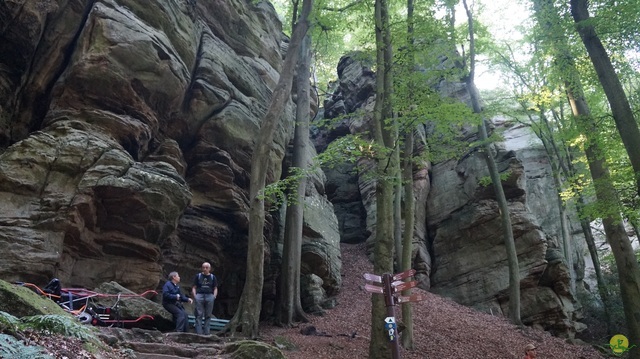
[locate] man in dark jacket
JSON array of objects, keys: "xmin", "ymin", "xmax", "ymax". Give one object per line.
[
  {"xmin": 191, "ymin": 262, "xmax": 218, "ymax": 335},
  {"xmin": 162, "ymin": 271, "xmax": 193, "ymax": 332}
]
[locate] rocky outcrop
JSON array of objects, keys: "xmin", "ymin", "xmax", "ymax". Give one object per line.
[
  {"xmin": 98, "ymin": 327, "xmax": 286, "ymax": 358},
  {"xmin": 315, "ymin": 55, "xmax": 585, "ymax": 337},
  {"xmin": 0, "ymin": 279, "xmax": 70, "ymax": 318},
  {"xmin": 313, "ymin": 54, "xmax": 433, "ymax": 287},
  {"xmin": 0, "ymin": 0, "xmax": 340, "ymax": 320},
  {"xmin": 427, "ymin": 118, "xmax": 586, "ymax": 336}
]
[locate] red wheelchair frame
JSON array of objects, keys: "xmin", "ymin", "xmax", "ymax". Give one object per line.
[{"xmin": 18, "ymin": 280, "xmax": 156, "ymax": 327}]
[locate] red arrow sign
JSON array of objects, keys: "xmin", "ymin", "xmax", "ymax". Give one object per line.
[
  {"xmin": 364, "ymin": 284, "xmax": 384, "ymax": 294},
  {"xmin": 392, "ymin": 280, "xmax": 418, "ymax": 292},
  {"xmin": 396, "ymin": 293, "xmax": 427, "ymax": 303},
  {"xmin": 392, "ymin": 269, "xmax": 416, "ymax": 281},
  {"xmin": 363, "ymin": 273, "xmax": 382, "ymax": 283}
]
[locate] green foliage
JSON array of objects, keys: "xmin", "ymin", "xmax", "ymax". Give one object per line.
[
  {"xmin": 20, "ymin": 315, "xmax": 100, "ymax": 345},
  {"xmin": 0, "ymin": 334, "xmax": 52, "ymax": 359},
  {"xmin": 478, "ymin": 170, "xmax": 511, "ymax": 187},
  {"xmin": 0, "ymin": 311, "xmax": 20, "ymax": 335},
  {"xmin": 262, "ymin": 166, "xmax": 306, "ymax": 208}
]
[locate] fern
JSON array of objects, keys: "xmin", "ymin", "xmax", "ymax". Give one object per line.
[
  {"xmin": 0, "ymin": 311, "xmax": 20, "ymax": 334},
  {"xmin": 0, "ymin": 333, "xmax": 52, "ymax": 359},
  {"xmin": 20, "ymin": 314, "xmax": 100, "ymax": 344}
]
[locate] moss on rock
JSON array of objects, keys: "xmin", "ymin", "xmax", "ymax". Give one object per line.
[
  {"xmin": 0, "ymin": 280, "xmax": 70, "ymax": 317},
  {"xmin": 223, "ymin": 340, "xmax": 286, "ymax": 359}
]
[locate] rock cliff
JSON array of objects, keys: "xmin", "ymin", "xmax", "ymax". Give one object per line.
[
  {"xmin": 316, "ymin": 55, "xmax": 586, "ymax": 337},
  {"xmin": 0, "ymin": 0, "xmax": 340, "ymax": 318},
  {"xmin": 1, "ymin": 0, "xmax": 585, "ymax": 337}
]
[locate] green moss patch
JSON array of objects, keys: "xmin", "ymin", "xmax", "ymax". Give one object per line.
[
  {"xmin": 223, "ymin": 340, "xmax": 286, "ymax": 359},
  {"xmin": 0, "ymin": 280, "xmax": 70, "ymax": 318}
]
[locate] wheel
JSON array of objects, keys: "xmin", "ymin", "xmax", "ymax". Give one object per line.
[{"xmin": 77, "ymin": 312, "xmax": 92, "ymax": 324}]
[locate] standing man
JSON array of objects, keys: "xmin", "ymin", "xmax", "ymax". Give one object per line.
[
  {"xmin": 162, "ymin": 272, "xmax": 192, "ymax": 332},
  {"xmin": 192, "ymin": 262, "xmax": 218, "ymax": 335}
]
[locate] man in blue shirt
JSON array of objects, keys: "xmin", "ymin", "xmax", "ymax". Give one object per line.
[
  {"xmin": 191, "ymin": 262, "xmax": 218, "ymax": 335},
  {"xmin": 162, "ymin": 271, "xmax": 193, "ymax": 332}
]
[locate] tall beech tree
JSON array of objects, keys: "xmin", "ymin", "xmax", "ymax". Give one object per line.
[
  {"xmin": 570, "ymin": 0, "xmax": 640, "ymax": 197},
  {"xmin": 226, "ymin": 0, "xmax": 314, "ymax": 338},
  {"xmin": 462, "ymin": 0, "xmax": 522, "ymax": 326},
  {"xmin": 533, "ymin": 0, "xmax": 640, "ymax": 356},
  {"xmin": 369, "ymin": 0, "xmax": 397, "ymax": 356},
  {"xmin": 399, "ymin": 0, "xmax": 417, "ymax": 348},
  {"xmin": 277, "ymin": 32, "xmax": 312, "ymax": 327}
]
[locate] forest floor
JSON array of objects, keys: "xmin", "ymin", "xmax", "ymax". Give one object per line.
[
  {"xmin": 259, "ymin": 242, "xmax": 611, "ymax": 359},
  {"xmin": 22, "ymin": 242, "xmax": 613, "ymax": 358}
]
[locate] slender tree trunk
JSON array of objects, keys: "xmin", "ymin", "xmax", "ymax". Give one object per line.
[
  {"xmin": 227, "ymin": 0, "xmax": 313, "ymax": 338},
  {"xmin": 278, "ymin": 33, "xmax": 312, "ymax": 327},
  {"xmin": 400, "ymin": 0, "xmax": 416, "ymax": 349},
  {"xmin": 543, "ymin": 110, "xmax": 611, "ymax": 316},
  {"xmin": 577, "ymin": 198, "xmax": 613, "ymax": 334},
  {"xmin": 400, "ymin": 129, "xmax": 415, "ymax": 349},
  {"xmin": 541, "ymin": 132, "xmax": 575, "ymax": 294},
  {"xmin": 369, "ymin": 0, "xmax": 396, "ymax": 356},
  {"xmin": 394, "ymin": 139, "xmax": 403, "ymax": 270},
  {"xmin": 463, "ymin": 0, "xmax": 522, "ymax": 326},
  {"xmin": 570, "ymin": 0, "xmax": 640, "ymax": 197},
  {"xmin": 533, "ymin": 1, "xmax": 640, "ymax": 355}
]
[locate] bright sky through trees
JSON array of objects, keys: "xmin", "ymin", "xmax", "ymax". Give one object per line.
[
  {"xmin": 471, "ymin": 0, "xmax": 531, "ymax": 90},
  {"xmin": 270, "ymin": 0, "xmax": 532, "ymax": 91}
]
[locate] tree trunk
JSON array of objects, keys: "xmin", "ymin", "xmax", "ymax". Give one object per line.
[
  {"xmin": 463, "ymin": 0, "xmax": 522, "ymax": 326},
  {"xmin": 400, "ymin": 0, "xmax": 416, "ymax": 349},
  {"xmin": 394, "ymin": 140, "xmax": 403, "ymax": 270},
  {"xmin": 277, "ymin": 33, "xmax": 312, "ymax": 327},
  {"xmin": 577, "ymin": 199, "xmax": 613, "ymax": 334},
  {"xmin": 226, "ymin": 0, "xmax": 313, "ymax": 338},
  {"xmin": 541, "ymin": 110, "xmax": 612, "ymax": 326},
  {"xmin": 369, "ymin": 0, "xmax": 396, "ymax": 356},
  {"xmin": 400, "ymin": 129, "xmax": 415, "ymax": 349},
  {"xmin": 570, "ymin": 0, "xmax": 640, "ymax": 197},
  {"xmin": 533, "ymin": 1, "xmax": 640, "ymax": 354}
]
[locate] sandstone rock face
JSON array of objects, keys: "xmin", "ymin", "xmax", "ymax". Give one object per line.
[
  {"xmin": 316, "ymin": 55, "xmax": 585, "ymax": 336},
  {"xmin": 314, "ymin": 55, "xmax": 432, "ymax": 286},
  {"xmin": 0, "ymin": 0, "xmax": 340, "ymax": 319},
  {"xmin": 428, "ymin": 118, "xmax": 586, "ymax": 336}
]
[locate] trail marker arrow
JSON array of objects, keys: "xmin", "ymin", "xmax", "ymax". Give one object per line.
[
  {"xmin": 396, "ymin": 293, "xmax": 428, "ymax": 303},
  {"xmin": 364, "ymin": 283, "xmax": 384, "ymax": 294},
  {"xmin": 392, "ymin": 280, "xmax": 418, "ymax": 293},
  {"xmin": 392, "ymin": 269, "xmax": 416, "ymax": 281},
  {"xmin": 363, "ymin": 273, "xmax": 382, "ymax": 283}
]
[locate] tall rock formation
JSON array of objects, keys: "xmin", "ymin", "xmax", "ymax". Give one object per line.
[
  {"xmin": 316, "ymin": 55, "xmax": 586, "ymax": 337},
  {"xmin": 0, "ymin": 0, "xmax": 341, "ymax": 318}
]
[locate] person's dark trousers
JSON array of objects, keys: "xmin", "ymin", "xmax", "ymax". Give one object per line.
[
  {"xmin": 163, "ymin": 302, "xmax": 188, "ymax": 332},
  {"xmin": 195, "ymin": 293, "xmax": 215, "ymax": 335}
]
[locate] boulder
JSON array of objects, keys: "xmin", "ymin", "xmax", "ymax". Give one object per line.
[
  {"xmin": 222, "ymin": 340, "xmax": 285, "ymax": 359},
  {"xmin": 0, "ymin": 279, "xmax": 69, "ymax": 318},
  {"xmin": 94, "ymin": 282, "xmax": 173, "ymax": 331}
]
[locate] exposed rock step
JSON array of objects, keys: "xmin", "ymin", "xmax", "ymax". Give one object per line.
[
  {"xmin": 134, "ymin": 354, "xmax": 191, "ymax": 359},
  {"xmin": 126, "ymin": 342, "xmax": 224, "ymax": 358}
]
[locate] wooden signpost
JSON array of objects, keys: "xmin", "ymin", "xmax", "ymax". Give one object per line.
[{"xmin": 363, "ymin": 269, "xmax": 426, "ymax": 359}]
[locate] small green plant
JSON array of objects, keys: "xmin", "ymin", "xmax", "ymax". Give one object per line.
[
  {"xmin": 0, "ymin": 311, "xmax": 20, "ymax": 335},
  {"xmin": 0, "ymin": 333, "xmax": 52, "ymax": 359},
  {"xmin": 20, "ymin": 314, "xmax": 100, "ymax": 345},
  {"xmin": 478, "ymin": 170, "xmax": 512, "ymax": 187}
]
